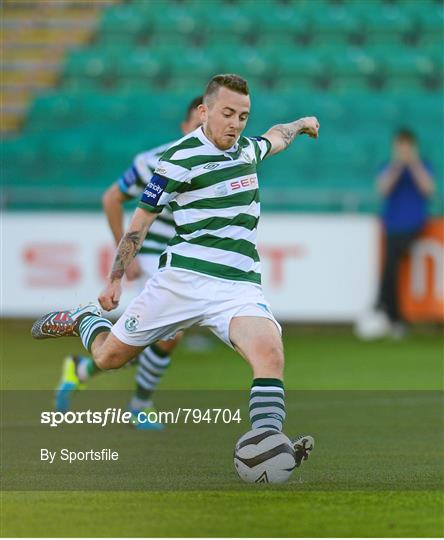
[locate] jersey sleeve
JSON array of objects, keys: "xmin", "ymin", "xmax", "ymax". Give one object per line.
[
  {"xmin": 248, "ymin": 136, "xmax": 272, "ymax": 163},
  {"xmin": 117, "ymin": 150, "xmax": 158, "ymax": 198},
  {"xmin": 138, "ymin": 159, "xmax": 191, "ymax": 214}
]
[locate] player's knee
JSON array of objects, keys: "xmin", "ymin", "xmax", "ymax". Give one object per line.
[{"xmin": 253, "ymin": 339, "xmax": 284, "ymax": 374}]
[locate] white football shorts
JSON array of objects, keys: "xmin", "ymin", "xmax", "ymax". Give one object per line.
[{"xmin": 112, "ymin": 268, "xmax": 281, "ymax": 349}]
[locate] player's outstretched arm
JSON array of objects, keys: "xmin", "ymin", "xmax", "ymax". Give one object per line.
[
  {"xmin": 99, "ymin": 207, "xmax": 158, "ymax": 311},
  {"xmin": 263, "ymin": 116, "xmax": 320, "ymax": 157}
]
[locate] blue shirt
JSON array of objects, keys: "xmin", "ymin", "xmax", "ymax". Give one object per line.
[{"xmin": 381, "ymin": 161, "xmax": 431, "ymax": 234}]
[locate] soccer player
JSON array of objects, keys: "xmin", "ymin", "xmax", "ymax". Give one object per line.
[
  {"xmin": 32, "ymin": 74, "xmax": 320, "ymax": 467},
  {"xmin": 56, "ymin": 96, "xmax": 203, "ymax": 429}
]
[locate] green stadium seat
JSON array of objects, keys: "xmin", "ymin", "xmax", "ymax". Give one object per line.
[
  {"xmin": 335, "ymin": 90, "xmax": 401, "ymax": 127},
  {"xmin": 149, "ymin": 5, "xmax": 200, "ymax": 37},
  {"xmin": 422, "ymin": 43, "xmax": 444, "ymax": 73},
  {"xmin": 408, "ymin": 1, "xmax": 444, "ymax": 40},
  {"xmin": 284, "ymin": 0, "xmax": 330, "ymax": 12},
  {"xmin": 266, "ymin": 46, "xmax": 325, "ymax": 87},
  {"xmin": 205, "ymin": 43, "xmax": 250, "ymax": 75},
  {"xmin": 332, "ymin": 76, "xmax": 380, "ymax": 93},
  {"xmin": 247, "ymin": 92, "xmax": 292, "ymax": 133},
  {"xmin": 244, "ymin": 2, "xmax": 309, "ymax": 40},
  {"xmin": 201, "ymin": 4, "xmax": 253, "ymax": 40},
  {"xmin": 309, "ymin": 5, "xmax": 362, "ymax": 46},
  {"xmin": 316, "ymin": 45, "xmax": 380, "ymax": 90},
  {"xmin": 84, "ymin": 41, "xmax": 133, "ymax": 58},
  {"xmin": 322, "ymin": 44, "xmax": 379, "ymax": 72},
  {"xmin": 167, "ymin": 47, "xmax": 216, "ymax": 83},
  {"xmin": 402, "ymin": 92, "xmax": 444, "ymax": 126},
  {"xmin": 63, "ymin": 50, "xmax": 110, "ymax": 79},
  {"xmin": 149, "ymin": 33, "xmax": 194, "ymax": 51},
  {"xmin": 204, "ymin": 33, "xmax": 252, "ymax": 47},
  {"xmin": 2, "ymin": 138, "xmax": 41, "ymax": 184},
  {"xmin": 114, "ymin": 49, "xmax": 164, "ymax": 81},
  {"xmin": 256, "ymin": 35, "xmax": 300, "ymax": 49},
  {"xmin": 94, "ymin": 32, "xmax": 136, "ymax": 49},
  {"xmin": 99, "ymin": 6, "xmax": 149, "ymax": 36},
  {"xmin": 367, "ymin": 44, "xmax": 434, "ymax": 89},
  {"xmin": 349, "ymin": 2, "xmax": 414, "ymax": 44},
  {"xmin": 60, "ymin": 75, "xmax": 103, "ymax": 92},
  {"xmin": 276, "ymin": 89, "xmax": 342, "ymax": 124}
]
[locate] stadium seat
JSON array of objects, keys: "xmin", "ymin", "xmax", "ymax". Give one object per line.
[
  {"xmin": 349, "ymin": 2, "xmax": 414, "ymax": 44},
  {"xmin": 335, "ymin": 89, "xmax": 400, "ymax": 127},
  {"xmin": 165, "ymin": 47, "xmax": 216, "ymax": 88},
  {"xmin": 62, "ymin": 49, "xmax": 116, "ymax": 86},
  {"xmin": 267, "ymin": 46, "xmax": 326, "ymax": 88},
  {"xmin": 149, "ymin": 33, "xmax": 194, "ymax": 51},
  {"xmin": 114, "ymin": 49, "xmax": 164, "ymax": 81},
  {"xmin": 309, "ymin": 5, "xmax": 362, "ymax": 46},
  {"xmin": 98, "ymin": 6, "xmax": 149, "ymax": 36},
  {"xmin": 243, "ymin": 2, "xmax": 310, "ymax": 42},
  {"xmin": 409, "ymin": 1, "xmax": 444, "ymax": 41},
  {"xmin": 200, "ymin": 4, "xmax": 253, "ymax": 41},
  {"xmin": 368, "ymin": 44, "xmax": 435, "ymax": 89},
  {"xmin": 316, "ymin": 45, "xmax": 381, "ymax": 90},
  {"xmin": 149, "ymin": 5, "xmax": 200, "ymax": 38}
]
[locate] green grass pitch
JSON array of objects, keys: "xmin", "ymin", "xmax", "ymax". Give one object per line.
[{"xmin": 1, "ymin": 319, "xmax": 443, "ymax": 537}]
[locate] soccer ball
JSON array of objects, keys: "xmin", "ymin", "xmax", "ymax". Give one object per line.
[{"xmin": 234, "ymin": 428, "xmax": 296, "ymax": 484}]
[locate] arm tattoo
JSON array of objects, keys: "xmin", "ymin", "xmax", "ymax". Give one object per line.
[
  {"xmin": 110, "ymin": 230, "xmax": 143, "ymax": 281},
  {"xmin": 272, "ymin": 121, "xmax": 302, "ymax": 150}
]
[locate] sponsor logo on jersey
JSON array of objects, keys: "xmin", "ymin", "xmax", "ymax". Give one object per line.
[
  {"xmin": 203, "ymin": 163, "xmax": 220, "ymax": 170},
  {"xmin": 155, "ymin": 166, "xmax": 168, "ymax": 175},
  {"xmin": 214, "ymin": 176, "xmax": 258, "ymax": 196},
  {"xmin": 140, "ymin": 174, "xmax": 168, "ymax": 206},
  {"xmin": 230, "ymin": 176, "xmax": 257, "ymax": 191}
]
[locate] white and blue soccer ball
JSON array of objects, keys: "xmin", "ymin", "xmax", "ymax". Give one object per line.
[{"xmin": 234, "ymin": 428, "xmax": 296, "ymax": 484}]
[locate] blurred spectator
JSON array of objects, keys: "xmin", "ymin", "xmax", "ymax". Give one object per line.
[
  {"xmin": 375, "ymin": 129, "xmax": 435, "ymax": 337},
  {"xmin": 355, "ymin": 129, "xmax": 435, "ymax": 340}
]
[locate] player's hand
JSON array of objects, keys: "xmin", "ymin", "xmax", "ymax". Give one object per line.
[
  {"xmin": 99, "ymin": 280, "xmax": 122, "ymax": 311},
  {"xmin": 297, "ymin": 117, "xmax": 320, "ymax": 139},
  {"xmin": 125, "ymin": 258, "xmax": 142, "ymax": 281}
]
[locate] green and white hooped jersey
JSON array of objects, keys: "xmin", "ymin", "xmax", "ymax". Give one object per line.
[
  {"xmin": 138, "ymin": 127, "xmax": 271, "ymax": 284},
  {"xmin": 118, "ymin": 141, "xmax": 176, "ymax": 256}
]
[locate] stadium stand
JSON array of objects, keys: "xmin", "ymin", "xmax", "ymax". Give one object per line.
[
  {"xmin": 1, "ymin": 0, "xmax": 443, "ymax": 213},
  {"xmin": 0, "ymin": 0, "xmax": 122, "ymax": 133}
]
